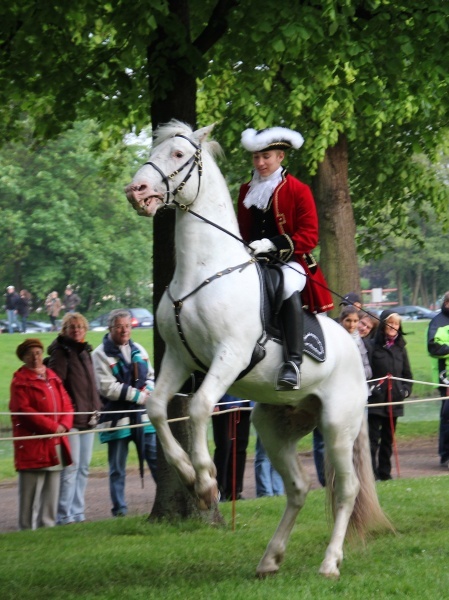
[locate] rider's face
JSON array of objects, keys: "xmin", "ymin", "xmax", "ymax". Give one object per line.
[{"xmin": 252, "ymin": 150, "xmax": 285, "ymax": 178}]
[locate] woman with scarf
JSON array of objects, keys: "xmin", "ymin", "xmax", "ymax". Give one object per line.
[
  {"xmin": 47, "ymin": 312, "xmax": 101, "ymax": 524},
  {"xmin": 237, "ymin": 126, "xmax": 333, "ymax": 391},
  {"xmin": 368, "ymin": 310, "xmax": 413, "ymax": 480},
  {"xmin": 92, "ymin": 309, "xmax": 157, "ymax": 517}
]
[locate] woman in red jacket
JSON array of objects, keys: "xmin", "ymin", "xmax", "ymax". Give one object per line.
[
  {"xmin": 237, "ymin": 127, "xmax": 333, "ymax": 391},
  {"xmin": 9, "ymin": 338, "xmax": 73, "ymax": 530}
]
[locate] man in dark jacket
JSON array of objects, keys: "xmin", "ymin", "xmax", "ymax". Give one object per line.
[
  {"xmin": 5, "ymin": 285, "xmax": 20, "ymax": 333},
  {"xmin": 427, "ymin": 291, "xmax": 449, "ymax": 467}
]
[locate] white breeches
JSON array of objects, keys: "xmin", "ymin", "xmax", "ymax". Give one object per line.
[{"xmin": 281, "ymin": 261, "xmax": 306, "ymax": 300}]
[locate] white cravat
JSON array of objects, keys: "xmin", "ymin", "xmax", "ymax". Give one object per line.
[{"xmin": 243, "ymin": 167, "xmax": 283, "ymax": 210}]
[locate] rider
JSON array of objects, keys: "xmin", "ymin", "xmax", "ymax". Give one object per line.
[{"xmin": 237, "ymin": 126, "xmax": 333, "ymax": 391}]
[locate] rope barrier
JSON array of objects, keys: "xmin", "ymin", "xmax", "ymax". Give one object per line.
[{"xmin": 0, "ymin": 376, "xmax": 445, "ymax": 444}]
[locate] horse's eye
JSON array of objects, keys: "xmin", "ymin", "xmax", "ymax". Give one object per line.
[{"xmin": 174, "ymin": 151, "xmax": 184, "ymax": 159}]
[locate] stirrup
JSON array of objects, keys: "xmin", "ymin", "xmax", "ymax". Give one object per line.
[{"xmin": 275, "ymin": 361, "xmax": 301, "ymax": 391}]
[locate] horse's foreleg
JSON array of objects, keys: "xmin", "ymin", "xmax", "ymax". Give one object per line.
[
  {"xmin": 188, "ymin": 371, "xmax": 237, "ymax": 508},
  {"xmin": 319, "ymin": 434, "xmax": 360, "ymax": 579},
  {"xmin": 252, "ymin": 404, "xmax": 311, "ymax": 577},
  {"xmin": 148, "ymin": 357, "xmax": 196, "ymax": 488}
]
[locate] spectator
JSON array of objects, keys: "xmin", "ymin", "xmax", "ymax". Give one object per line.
[
  {"xmin": 212, "ymin": 394, "xmax": 251, "ymax": 501},
  {"xmin": 92, "ymin": 309, "xmax": 157, "ymax": 517},
  {"xmin": 255, "ymin": 434, "xmax": 284, "ymax": 497},
  {"xmin": 47, "ymin": 312, "xmax": 102, "ymax": 525},
  {"xmin": 358, "ymin": 311, "xmax": 378, "ymax": 340},
  {"xmin": 5, "ymin": 285, "xmax": 20, "ymax": 333},
  {"xmin": 63, "ymin": 285, "xmax": 81, "ymax": 313},
  {"xmin": 339, "ymin": 292, "xmax": 362, "ymax": 309},
  {"xmin": 9, "ymin": 338, "xmax": 73, "ymax": 530},
  {"xmin": 427, "ymin": 291, "xmax": 449, "ymax": 467},
  {"xmin": 368, "ymin": 310, "xmax": 413, "ymax": 480},
  {"xmin": 16, "ymin": 289, "xmax": 32, "ymax": 333},
  {"xmin": 45, "ymin": 291, "xmax": 62, "ymax": 331}
]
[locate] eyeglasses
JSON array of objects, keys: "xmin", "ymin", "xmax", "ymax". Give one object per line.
[
  {"xmin": 68, "ymin": 324, "xmax": 85, "ymax": 330},
  {"xmin": 112, "ymin": 325, "xmax": 132, "ymax": 330}
]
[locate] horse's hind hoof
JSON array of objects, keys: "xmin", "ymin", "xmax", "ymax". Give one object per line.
[{"xmin": 256, "ymin": 570, "xmax": 278, "ymax": 579}]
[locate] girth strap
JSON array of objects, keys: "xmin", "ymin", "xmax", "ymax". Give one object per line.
[{"xmin": 167, "ymin": 259, "xmax": 256, "ymax": 371}]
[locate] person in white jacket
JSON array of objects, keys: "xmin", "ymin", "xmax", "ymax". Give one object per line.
[{"xmin": 92, "ymin": 309, "xmax": 157, "ymax": 517}]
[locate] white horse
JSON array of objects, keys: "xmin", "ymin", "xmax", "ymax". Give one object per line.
[{"xmin": 125, "ymin": 120, "xmax": 392, "ymax": 578}]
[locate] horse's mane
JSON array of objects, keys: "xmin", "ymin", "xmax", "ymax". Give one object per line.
[{"xmin": 153, "ymin": 119, "xmax": 223, "ymax": 160}]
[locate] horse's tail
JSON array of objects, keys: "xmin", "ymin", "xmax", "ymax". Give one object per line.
[{"xmin": 326, "ymin": 417, "xmax": 395, "ymax": 540}]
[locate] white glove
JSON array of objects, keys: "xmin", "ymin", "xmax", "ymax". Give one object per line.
[{"xmin": 250, "ymin": 238, "xmax": 276, "ymax": 255}]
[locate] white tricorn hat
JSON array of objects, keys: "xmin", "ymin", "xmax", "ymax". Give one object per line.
[{"xmin": 241, "ymin": 127, "xmax": 304, "ymax": 152}]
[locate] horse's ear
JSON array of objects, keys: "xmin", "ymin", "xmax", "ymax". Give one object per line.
[{"xmin": 193, "ymin": 123, "xmax": 215, "ymax": 143}]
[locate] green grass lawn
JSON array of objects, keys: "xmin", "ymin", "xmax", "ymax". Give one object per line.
[{"xmin": 1, "ymin": 477, "xmax": 448, "ymax": 599}]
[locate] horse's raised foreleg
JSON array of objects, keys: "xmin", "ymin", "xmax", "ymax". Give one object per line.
[
  {"xmin": 188, "ymin": 362, "xmax": 243, "ymax": 509},
  {"xmin": 148, "ymin": 353, "xmax": 196, "ymax": 488},
  {"xmin": 252, "ymin": 404, "xmax": 312, "ymax": 577},
  {"xmin": 318, "ymin": 432, "xmax": 360, "ymax": 579}
]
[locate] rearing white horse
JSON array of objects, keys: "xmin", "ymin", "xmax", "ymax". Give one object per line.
[{"xmin": 125, "ymin": 120, "xmax": 392, "ymax": 578}]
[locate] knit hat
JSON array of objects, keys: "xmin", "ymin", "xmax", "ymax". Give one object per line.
[
  {"xmin": 16, "ymin": 338, "xmax": 44, "ymax": 360},
  {"xmin": 241, "ymin": 127, "xmax": 304, "ymax": 152}
]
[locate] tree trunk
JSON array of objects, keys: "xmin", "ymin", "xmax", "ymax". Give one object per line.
[
  {"xmin": 312, "ymin": 134, "xmax": 360, "ymax": 317},
  {"xmin": 412, "ymin": 263, "xmax": 422, "ymax": 305},
  {"xmin": 146, "ymin": 0, "xmax": 216, "ymax": 522}
]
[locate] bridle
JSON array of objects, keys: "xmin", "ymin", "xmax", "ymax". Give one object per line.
[{"xmin": 143, "ymin": 134, "xmax": 203, "ymax": 207}]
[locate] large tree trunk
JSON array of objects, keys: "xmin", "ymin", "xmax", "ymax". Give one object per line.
[
  {"xmin": 146, "ymin": 0, "xmax": 227, "ymax": 523},
  {"xmin": 313, "ymin": 134, "xmax": 360, "ymax": 317}
]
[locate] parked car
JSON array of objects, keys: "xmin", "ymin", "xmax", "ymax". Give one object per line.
[
  {"xmin": 26, "ymin": 320, "xmax": 52, "ymax": 332},
  {"xmin": 0, "ymin": 320, "xmax": 51, "ymax": 334},
  {"xmin": 89, "ymin": 308, "xmax": 154, "ymax": 331},
  {"xmin": 394, "ymin": 305, "xmax": 438, "ymax": 320}
]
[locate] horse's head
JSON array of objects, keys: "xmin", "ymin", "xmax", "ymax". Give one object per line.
[{"xmin": 125, "ymin": 120, "xmax": 216, "ymax": 217}]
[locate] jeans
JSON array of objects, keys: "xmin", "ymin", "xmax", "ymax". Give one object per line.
[
  {"xmin": 6, "ymin": 309, "xmax": 17, "ymax": 334},
  {"xmin": 57, "ymin": 429, "xmax": 95, "ymax": 524},
  {"xmin": 19, "ymin": 315, "xmax": 27, "ymax": 333},
  {"xmin": 313, "ymin": 428, "xmax": 326, "ymax": 487},
  {"xmin": 107, "ymin": 433, "xmax": 157, "ymax": 516},
  {"xmin": 254, "ymin": 436, "xmax": 284, "ymax": 497}
]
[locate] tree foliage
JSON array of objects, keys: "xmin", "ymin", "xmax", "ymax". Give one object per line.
[
  {"xmin": 200, "ymin": 0, "xmax": 449, "ymax": 259},
  {"xmin": 0, "ymin": 119, "xmax": 154, "ymax": 311}
]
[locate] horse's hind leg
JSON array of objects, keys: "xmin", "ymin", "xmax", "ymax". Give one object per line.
[
  {"xmin": 252, "ymin": 403, "xmax": 312, "ymax": 577},
  {"xmin": 318, "ymin": 424, "xmax": 360, "ymax": 578}
]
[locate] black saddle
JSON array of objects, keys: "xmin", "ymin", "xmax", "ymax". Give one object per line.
[{"xmin": 180, "ymin": 261, "xmax": 326, "ymax": 394}]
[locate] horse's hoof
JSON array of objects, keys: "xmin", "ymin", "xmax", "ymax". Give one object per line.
[
  {"xmin": 256, "ymin": 570, "xmax": 278, "ymax": 579},
  {"xmin": 196, "ymin": 483, "xmax": 219, "ymax": 510},
  {"xmin": 318, "ymin": 564, "xmax": 340, "ymax": 579}
]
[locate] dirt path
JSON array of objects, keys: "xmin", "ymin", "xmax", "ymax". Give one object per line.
[{"xmin": 1, "ymin": 437, "xmax": 447, "ymax": 534}]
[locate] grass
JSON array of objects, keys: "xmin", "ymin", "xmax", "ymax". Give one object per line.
[{"xmin": 1, "ymin": 477, "xmax": 448, "ymax": 599}]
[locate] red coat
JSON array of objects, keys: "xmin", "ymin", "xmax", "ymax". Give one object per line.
[
  {"xmin": 9, "ymin": 366, "xmax": 73, "ymax": 471},
  {"xmin": 238, "ymin": 172, "xmax": 334, "ymax": 313}
]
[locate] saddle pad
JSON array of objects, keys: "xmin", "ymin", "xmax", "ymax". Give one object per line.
[{"xmin": 303, "ymin": 312, "xmax": 326, "ymax": 362}]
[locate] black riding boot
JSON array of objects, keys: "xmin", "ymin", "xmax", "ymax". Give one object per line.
[{"xmin": 276, "ymin": 291, "xmax": 304, "ymax": 391}]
